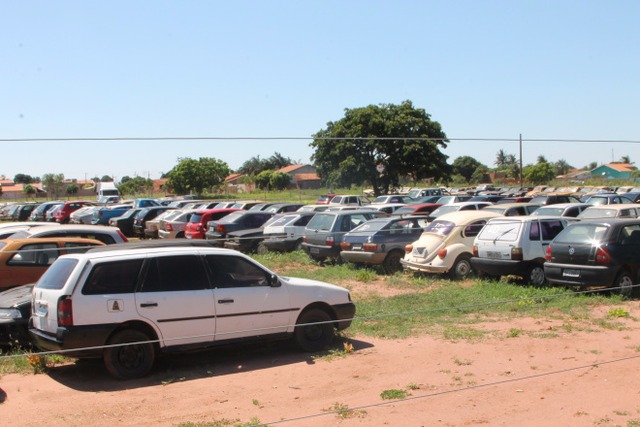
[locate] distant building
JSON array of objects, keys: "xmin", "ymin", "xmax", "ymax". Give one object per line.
[
  {"xmin": 276, "ymin": 164, "xmax": 322, "ymax": 189},
  {"xmin": 590, "ymin": 163, "xmax": 637, "ymax": 180}
]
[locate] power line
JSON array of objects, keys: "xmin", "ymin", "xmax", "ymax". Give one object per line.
[{"xmin": 1, "ymin": 136, "xmax": 640, "ymax": 144}]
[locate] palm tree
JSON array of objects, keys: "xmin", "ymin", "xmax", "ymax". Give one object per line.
[{"xmin": 495, "ymin": 150, "xmax": 507, "ymax": 168}]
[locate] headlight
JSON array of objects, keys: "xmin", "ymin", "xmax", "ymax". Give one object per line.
[{"xmin": 0, "ymin": 308, "xmax": 22, "ymax": 319}]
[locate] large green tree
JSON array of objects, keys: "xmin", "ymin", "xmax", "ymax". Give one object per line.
[
  {"xmin": 523, "ymin": 162, "xmax": 555, "ymax": 185},
  {"xmin": 452, "ymin": 156, "xmax": 484, "ymax": 183},
  {"xmin": 311, "ymin": 100, "xmax": 450, "ymax": 196},
  {"xmin": 165, "ymin": 157, "xmax": 230, "ymax": 196},
  {"xmin": 238, "ymin": 152, "xmax": 294, "ymax": 175},
  {"xmin": 118, "ymin": 176, "xmax": 153, "ymax": 196},
  {"xmin": 41, "ymin": 173, "xmax": 66, "ymax": 198}
]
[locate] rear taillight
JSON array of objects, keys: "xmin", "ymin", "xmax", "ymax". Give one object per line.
[
  {"xmin": 437, "ymin": 248, "xmax": 447, "ymax": 259},
  {"xmin": 57, "ymin": 297, "xmax": 73, "ymax": 327},
  {"xmin": 511, "ymin": 247, "xmax": 523, "ymax": 261},
  {"xmin": 363, "ymin": 243, "xmax": 378, "ymax": 251},
  {"xmin": 472, "ymin": 245, "xmax": 478, "ymax": 257},
  {"xmin": 595, "ymin": 247, "xmax": 610, "ymax": 264},
  {"xmin": 405, "ymin": 244, "xmax": 413, "ymax": 254},
  {"xmin": 166, "ymin": 223, "xmax": 174, "ymax": 231},
  {"xmin": 303, "ymin": 236, "xmax": 308, "ymax": 243},
  {"xmin": 195, "ymin": 225, "xmax": 202, "ymax": 232},
  {"xmin": 545, "ymin": 246, "xmax": 552, "ymax": 261},
  {"xmin": 340, "ymin": 241, "xmax": 351, "ymax": 249},
  {"xmin": 117, "ymin": 229, "xmax": 129, "ymax": 242},
  {"xmin": 217, "ymin": 224, "xmax": 227, "ymax": 233},
  {"xmin": 326, "ymin": 236, "xmax": 335, "ymax": 246}
]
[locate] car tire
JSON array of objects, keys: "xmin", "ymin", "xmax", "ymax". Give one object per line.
[
  {"xmin": 103, "ymin": 329, "xmax": 156, "ymax": 380},
  {"xmin": 525, "ymin": 264, "xmax": 546, "ymax": 286},
  {"xmin": 613, "ymin": 270, "xmax": 634, "ymax": 297},
  {"xmin": 293, "ymin": 239, "xmax": 304, "ymax": 251},
  {"xmin": 449, "ymin": 254, "xmax": 472, "ymax": 280},
  {"xmin": 256, "ymin": 243, "xmax": 268, "ymax": 255},
  {"xmin": 294, "ymin": 308, "xmax": 335, "ymax": 352},
  {"xmin": 383, "ymin": 250, "xmax": 404, "ymax": 274}
]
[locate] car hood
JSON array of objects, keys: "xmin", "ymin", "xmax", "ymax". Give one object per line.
[{"xmin": 0, "ymin": 284, "xmax": 34, "ymax": 309}]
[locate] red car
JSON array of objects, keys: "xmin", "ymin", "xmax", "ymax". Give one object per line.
[
  {"xmin": 54, "ymin": 201, "xmax": 96, "ymax": 224},
  {"xmin": 184, "ymin": 208, "xmax": 241, "ymax": 239},
  {"xmin": 393, "ymin": 203, "xmax": 442, "ymax": 216},
  {"xmin": 315, "ymin": 193, "xmax": 336, "ymax": 205}
]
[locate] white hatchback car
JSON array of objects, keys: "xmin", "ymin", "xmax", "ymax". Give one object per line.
[
  {"xmin": 30, "ymin": 244, "xmax": 355, "ymax": 379},
  {"xmin": 401, "ymin": 211, "xmax": 502, "ymax": 279}
]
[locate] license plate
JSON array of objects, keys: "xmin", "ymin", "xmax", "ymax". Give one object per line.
[
  {"xmin": 486, "ymin": 251, "xmax": 502, "ymax": 259},
  {"xmin": 352, "ymin": 245, "xmax": 362, "ymax": 251},
  {"xmin": 563, "ymin": 269, "xmax": 580, "ymax": 278},
  {"xmin": 310, "ymin": 248, "xmax": 320, "ymax": 254}
]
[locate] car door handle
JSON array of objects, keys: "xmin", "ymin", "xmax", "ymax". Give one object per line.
[
  {"xmin": 140, "ymin": 302, "xmax": 158, "ymax": 308},
  {"xmin": 218, "ymin": 299, "xmax": 234, "ymax": 304}
]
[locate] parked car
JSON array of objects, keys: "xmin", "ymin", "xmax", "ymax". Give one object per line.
[
  {"xmin": 46, "ymin": 204, "xmax": 63, "ymax": 222},
  {"xmin": 229, "ymin": 200, "xmax": 264, "ymax": 210},
  {"xmin": 263, "ymin": 203, "xmax": 304, "ymax": 214},
  {"xmin": 529, "ymin": 203, "xmax": 591, "ymax": 218},
  {"xmin": 576, "ymin": 204, "xmax": 640, "ymax": 220},
  {"xmin": 401, "ymin": 211, "xmax": 502, "ymax": 279},
  {"xmin": 29, "ymin": 244, "xmax": 355, "ymax": 378},
  {"xmin": 366, "ymin": 203, "xmax": 406, "ymax": 214},
  {"xmin": 205, "ymin": 211, "xmax": 275, "ymax": 246},
  {"xmin": 408, "ymin": 195, "xmax": 442, "ymax": 205},
  {"xmin": 7, "ymin": 224, "xmax": 128, "ymax": 245},
  {"xmin": 0, "ymin": 237, "xmax": 105, "ymax": 290},
  {"xmin": 623, "ymin": 192, "xmax": 640, "ymax": 203},
  {"xmin": 393, "ymin": 203, "xmax": 442, "ymax": 216},
  {"xmin": 583, "ymin": 193, "xmax": 634, "ymax": 206},
  {"xmin": 544, "ymin": 219, "xmax": 640, "ymax": 296},
  {"xmin": 10, "ymin": 203, "xmax": 40, "ymax": 221},
  {"xmin": 0, "ymin": 283, "xmax": 34, "ymax": 349},
  {"xmin": 470, "ymin": 216, "xmax": 572, "ymax": 285},
  {"xmin": 435, "ymin": 195, "xmax": 472, "ymax": 204},
  {"xmin": 69, "ymin": 205, "xmax": 101, "ymax": 224},
  {"xmin": 133, "ymin": 206, "xmax": 176, "ymax": 238},
  {"xmin": 315, "ymin": 194, "xmax": 335, "ymax": 205},
  {"xmin": 406, "ymin": 188, "xmax": 446, "ymax": 199},
  {"xmin": 484, "ymin": 202, "xmax": 540, "ymax": 216},
  {"xmin": 184, "ymin": 208, "xmax": 242, "ymax": 239},
  {"xmin": 108, "ymin": 208, "xmax": 143, "ymax": 237},
  {"xmin": 468, "ymin": 195, "xmax": 504, "ymax": 203},
  {"xmin": 53, "ymin": 200, "xmax": 96, "ymax": 224},
  {"xmin": 496, "ymin": 196, "xmax": 533, "ymax": 204},
  {"xmin": 223, "ymin": 214, "xmax": 289, "ymax": 253},
  {"xmin": 427, "ymin": 202, "xmax": 492, "ymax": 221},
  {"xmin": 528, "ymin": 194, "xmax": 580, "ymax": 206},
  {"xmin": 261, "ymin": 212, "xmax": 317, "ymax": 252},
  {"xmin": 328, "ymin": 195, "xmax": 372, "ymax": 207},
  {"xmin": 144, "ymin": 209, "xmax": 181, "ymax": 239},
  {"xmin": 158, "ymin": 209, "xmax": 200, "ymax": 239},
  {"xmin": 371, "ymin": 195, "xmax": 413, "ymax": 204},
  {"xmin": 302, "ymin": 210, "xmax": 382, "ymax": 263},
  {"xmin": 340, "ymin": 215, "xmax": 430, "ymax": 273}
]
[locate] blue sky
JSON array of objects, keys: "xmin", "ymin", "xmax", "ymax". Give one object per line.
[{"xmin": 3, "ymin": 1, "xmax": 639, "ymax": 181}]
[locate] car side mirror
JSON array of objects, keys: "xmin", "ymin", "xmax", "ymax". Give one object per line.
[{"xmin": 268, "ymin": 274, "xmax": 281, "ymax": 287}]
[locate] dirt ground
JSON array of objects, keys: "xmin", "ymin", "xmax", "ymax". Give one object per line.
[{"xmin": 2, "ymin": 295, "xmax": 640, "ymax": 426}]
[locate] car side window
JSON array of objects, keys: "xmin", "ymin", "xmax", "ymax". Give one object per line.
[
  {"xmin": 620, "ymin": 226, "xmax": 640, "ymax": 245},
  {"xmin": 204, "ymin": 255, "xmax": 269, "ymax": 288},
  {"xmin": 529, "ymin": 221, "xmax": 540, "ymax": 241},
  {"xmin": 82, "ymin": 259, "xmax": 143, "ymax": 295},
  {"xmin": 64, "ymin": 242, "xmax": 102, "ymax": 254},
  {"xmin": 8, "ymin": 243, "xmax": 59, "ymax": 266},
  {"xmin": 541, "ymin": 220, "xmax": 564, "ymax": 241},
  {"xmin": 463, "ymin": 220, "xmax": 487, "ymax": 238},
  {"xmin": 140, "ymin": 255, "xmax": 209, "ymax": 292}
]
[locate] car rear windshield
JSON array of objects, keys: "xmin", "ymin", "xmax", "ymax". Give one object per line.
[
  {"xmin": 189, "ymin": 213, "xmax": 204, "ymax": 223},
  {"xmin": 36, "ymin": 258, "xmax": 79, "ymax": 290},
  {"xmin": 424, "ymin": 220, "xmax": 455, "ymax": 236},
  {"xmin": 579, "ymin": 208, "xmax": 616, "ymax": 219},
  {"xmin": 307, "ymin": 214, "xmax": 335, "ymax": 231},
  {"xmin": 553, "ymin": 224, "xmax": 609, "ymax": 244},
  {"xmin": 476, "ymin": 221, "xmax": 522, "ymax": 242}
]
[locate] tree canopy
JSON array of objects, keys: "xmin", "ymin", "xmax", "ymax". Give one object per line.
[
  {"xmin": 41, "ymin": 173, "xmax": 66, "ymax": 198},
  {"xmin": 311, "ymin": 100, "xmax": 450, "ymax": 196},
  {"xmin": 452, "ymin": 156, "xmax": 483, "ymax": 183},
  {"xmin": 238, "ymin": 152, "xmax": 294, "ymax": 175},
  {"xmin": 118, "ymin": 176, "xmax": 153, "ymax": 196},
  {"xmin": 165, "ymin": 157, "xmax": 230, "ymax": 196}
]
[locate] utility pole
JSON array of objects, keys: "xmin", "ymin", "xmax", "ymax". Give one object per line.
[{"xmin": 519, "ymin": 134, "xmax": 523, "ymax": 187}]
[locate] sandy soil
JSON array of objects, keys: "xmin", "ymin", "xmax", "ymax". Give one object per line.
[{"xmin": 2, "ymin": 298, "xmax": 640, "ymax": 426}]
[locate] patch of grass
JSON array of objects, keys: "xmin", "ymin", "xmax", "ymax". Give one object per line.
[
  {"xmin": 235, "ymin": 418, "xmax": 265, "ymax": 427},
  {"xmin": 406, "ymin": 382, "xmax": 420, "ymax": 390},
  {"xmin": 312, "ymin": 342, "xmax": 354, "ymax": 361},
  {"xmin": 355, "ymin": 269, "xmax": 376, "ymax": 282},
  {"xmin": 608, "ymin": 307, "xmax": 630, "ymax": 318},
  {"xmin": 508, "ymin": 328, "xmax": 523, "ymax": 338},
  {"xmin": 0, "ymin": 349, "xmax": 73, "ymax": 376},
  {"xmin": 380, "ymin": 389, "xmax": 409, "ymax": 400},
  {"xmin": 453, "ymin": 357, "xmax": 473, "ymax": 366},
  {"xmin": 627, "ymin": 419, "xmax": 640, "ymax": 427},
  {"xmin": 177, "ymin": 420, "xmax": 238, "ymax": 427},
  {"xmin": 322, "ymin": 402, "xmax": 367, "ymax": 420}
]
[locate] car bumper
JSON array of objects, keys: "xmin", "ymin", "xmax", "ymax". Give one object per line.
[
  {"xmin": 332, "ymin": 303, "xmax": 356, "ymax": 331},
  {"xmin": 263, "ymin": 238, "xmax": 299, "ymax": 252},
  {"xmin": 401, "ymin": 258, "xmax": 448, "ymax": 273},
  {"xmin": 0, "ymin": 318, "xmax": 31, "ymax": 348},
  {"xmin": 544, "ymin": 263, "xmax": 617, "ymax": 287},
  {"xmin": 340, "ymin": 251, "xmax": 386, "ymax": 265},
  {"xmin": 302, "ymin": 243, "xmax": 339, "ymax": 259},
  {"xmin": 470, "ymin": 257, "xmax": 533, "ymax": 277},
  {"xmin": 29, "ymin": 324, "xmax": 119, "ymax": 358}
]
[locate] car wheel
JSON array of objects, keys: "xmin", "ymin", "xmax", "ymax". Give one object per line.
[
  {"xmin": 525, "ymin": 264, "xmax": 546, "ymax": 286},
  {"xmin": 448, "ymin": 255, "xmax": 472, "ymax": 280},
  {"xmin": 294, "ymin": 308, "xmax": 335, "ymax": 352},
  {"xmin": 176, "ymin": 232, "xmax": 185, "ymax": 238},
  {"xmin": 613, "ymin": 270, "xmax": 634, "ymax": 297},
  {"xmin": 293, "ymin": 239, "xmax": 304, "ymax": 251},
  {"xmin": 256, "ymin": 243, "xmax": 268, "ymax": 255},
  {"xmin": 383, "ymin": 250, "xmax": 404, "ymax": 274},
  {"xmin": 103, "ymin": 329, "xmax": 156, "ymax": 380}
]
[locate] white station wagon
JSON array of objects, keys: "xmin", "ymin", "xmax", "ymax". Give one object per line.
[{"xmin": 30, "ymin": 244, "xmax": 355, "ymax": 379}]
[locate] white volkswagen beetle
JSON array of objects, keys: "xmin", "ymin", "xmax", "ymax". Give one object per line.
[{"xmin": 401, "ymin": 210, "xmax": 502, "ymax": 279}]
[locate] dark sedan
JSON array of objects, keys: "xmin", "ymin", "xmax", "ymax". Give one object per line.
[
  {"xmin": 0, "ymin": 283, "xmax": 33, "ymax": 349},
  {"xmin": 339, "ymin": 216, "xmax": 429, "ymax": 273},
  {"xmin": 205, "ymin": 211, "xmax": 275, "ymax": 246},
  {"xmin": 544, "ymin": 219, "xmax": 640, "ymax": 297}
]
